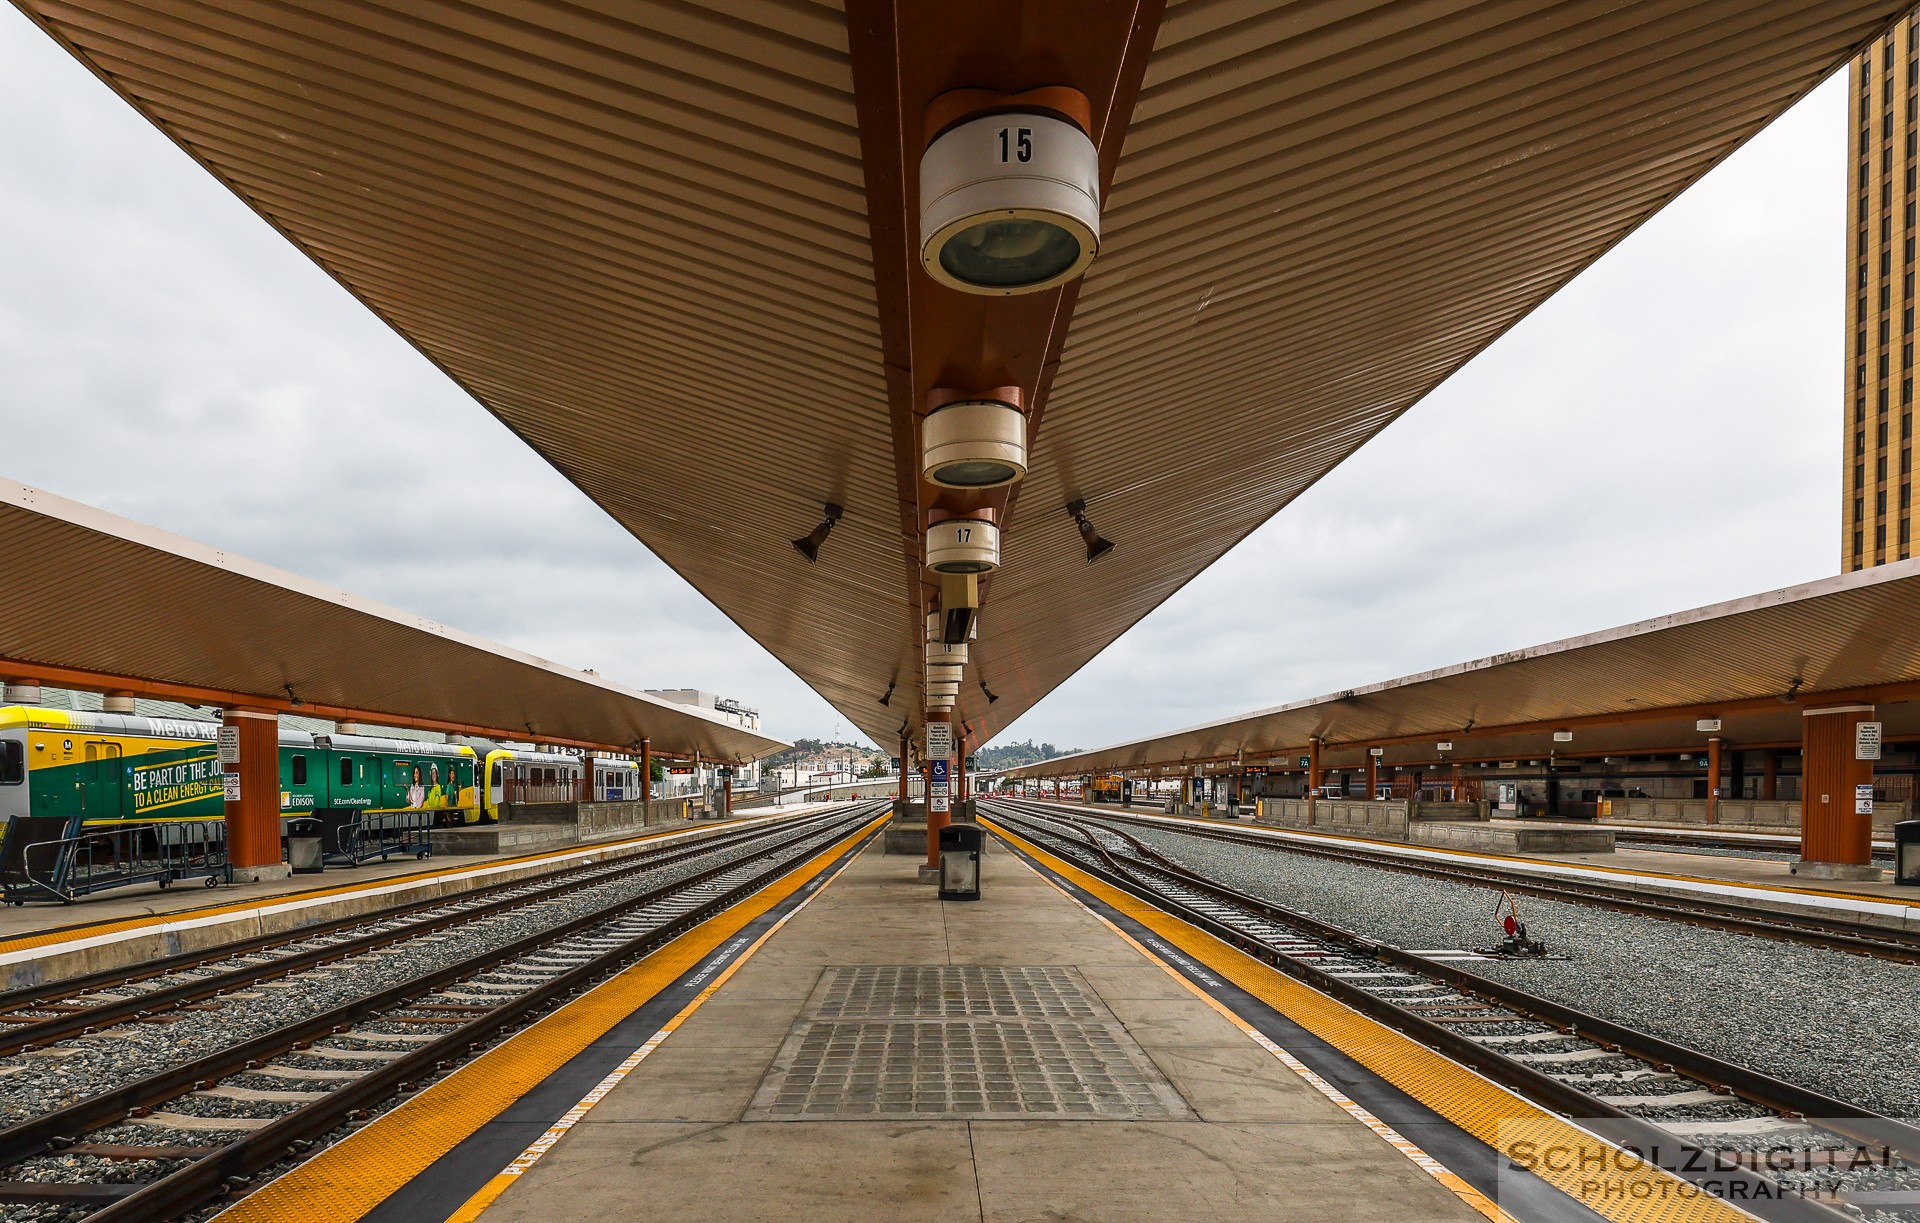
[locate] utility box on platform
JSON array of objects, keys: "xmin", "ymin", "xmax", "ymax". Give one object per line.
[
  {"xmin": 1896, "ymin": 820, "xmax": 1920, "ymax": 887},
  {"xmin": 939, "ymin": 823, "xmax": 982, "ymax": 901}
]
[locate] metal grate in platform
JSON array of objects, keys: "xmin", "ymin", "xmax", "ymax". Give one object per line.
[
  {"xmin": 746, "ymin": 966, "xmax": 1190, "ymax": 1121},
  {"xmin": 809, "ymin": 965, "xmax": 1103, "ymax": 1020}
]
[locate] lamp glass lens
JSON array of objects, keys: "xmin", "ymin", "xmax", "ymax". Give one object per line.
[
  {"xmin": 939, "ymin": 218, "xmax": 1081, "ymax": 288},
  {"xmin": 931, "ymin": 457, "xmax": 1020, "ymax": 487},
  {"xmin": 932, "ymin": 558, "xmax": 995, "ymax": 575}
]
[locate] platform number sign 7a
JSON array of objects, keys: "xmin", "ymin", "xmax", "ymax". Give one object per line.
[{"xmin": 998, "ymin": 127, "xmax": 1033, "ymax": 163}]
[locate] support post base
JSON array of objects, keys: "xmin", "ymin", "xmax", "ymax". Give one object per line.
[
  {"xmin": 916, "ymin": 865, "xmax": 941, "ymax": 884},
  {"xmin": 1789, "ymin": 860, "xmax": 1884, "ymax": 882},
  {"xmin": 231, "ymin": 862, "xmax": 293, "ymax": 884}
]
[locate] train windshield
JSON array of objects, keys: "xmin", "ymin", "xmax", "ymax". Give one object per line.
[{"xmin": 0, "ymin": 741, "xmax": 21, "ymax": 785}]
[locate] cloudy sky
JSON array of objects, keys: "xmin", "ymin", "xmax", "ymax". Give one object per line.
[{"xmin": 0, "ymin": 9, "xmax": 1842, "ymax": 752}]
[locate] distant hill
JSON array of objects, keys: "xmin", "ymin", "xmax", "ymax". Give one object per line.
[{"xmin": 974, "ymin": 739, "xmax": 1081, "ymax": 770}]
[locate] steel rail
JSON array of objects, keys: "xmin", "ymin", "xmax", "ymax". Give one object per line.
[
  {"xmin": 0, "ymin": 810, "xmax": 852, "ymax": 1057},
  {"xmin": 0, "ymin": 811, "xmax": 810, "ymax": 1019},
  {"xmin": 76, "ymin": 805, "xmax": 887, "ymax": 1223},
  {"xmin": 1017, "ymin": 800, "xmax": 1920, "ymax": 963},
  {"xmin": 0, "ymin": 807, "xmax": 882, "ymax": 1182},
  {"xmin": 984, "ymin": 802, "xmax": 1903, "ymax": 1223}
]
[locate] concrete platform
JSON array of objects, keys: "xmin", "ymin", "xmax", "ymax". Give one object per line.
[
  {"xmin": 1412, "ymin": 819, "xmax": 1614, "ymax": 854},
  {"xmin": 462, "ymin": 838, "xmax": 1488, "ymax": 1223}
]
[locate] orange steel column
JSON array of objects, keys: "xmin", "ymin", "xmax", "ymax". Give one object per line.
[
  {"xmin": 639, "ymin": 739, "xmax": 651, "ymax": 808},
  {"xmin": 223, "ymin": 708, "xmax": 282, "ymax": 878},
  {"xmin": 1761, "ymin": 750, "xmax": 1778, "ymax": 801},
  {"xmin": 1364, "ymin": 753, "xmax": 1378, "ymax": 801},
  {"xmin": 1306, "ymin": 740, "xmax": 1322, "ymax": 821},
  {"xmin": 1800, "ymin": 705, "xmax": 1876, "ymax": 871},
  {"xmin": 925, "ymin": 712, "xmax": 951, "ymax": 870},
  {"xmin": 1705, "ymin": 737, "xmax": 1722, "ymax": 825}
]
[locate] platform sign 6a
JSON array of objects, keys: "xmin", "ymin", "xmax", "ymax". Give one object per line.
[
  {"xmin": 929, "ymin": 758, "xmax": 951, "ymax": 814},
  {"xmin": 1856, "ymin": 721, "xmax": 1883, "ymax": 761}
]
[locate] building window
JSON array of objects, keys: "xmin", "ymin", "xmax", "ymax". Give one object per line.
[
  {"xmin": 1857, "ymin": 463, "xmax": 1867, "ymax": 487},
  {"xmin": 1878, "ymin": 490, "xmax": 1888, "ymax": 514},
  {"xmin": 1905, "ymin": 307, "xmax": 1914, "ymax": 333},
  {"xmin": 1858, "ymin": 431, "xmax": 1868, "ymax": 455},
  {"xmin": 1904, "ymin": 382, "xmax": 1913, "ymax": 405},
  {"xmin": 1904, "ymin": 521, "xmax": 1913, "ymax": 545},
  {"xmin": 1882, "ymin": 354, "xmax": 1892, "ymax": 377},
  {"xmin": 1881, "ymin": 387, "xmax": 1891, "ymax": 412},
  {"xmin": 1905, "ymin": 412, "xmax": 1914, "ymax": 434},
  {"xmin": 1902, "ymin": 483, "xmax": 1912, "ymax": 508},
  {"xmin": 1860, "ymin": 398, "xmax": 1871, "ymax": 422},
  {"xmin": 1878, "ymin": 524, "xmax": 1889, "ymax": 548},
  {"xmin": 1879, "ymin": 456, "xmax": 1890, "ymax": 479},
  {"xmin": 1881, "ymin": 422, "xmax": 1892, "ymax": 445},
  {"xmin": 1856, "ymin": 497, "xmax": 1867, "ymax": 520},
  {"xmin": 1860, "ymin": 329, "xmax": 1870, "ymax": 356}
]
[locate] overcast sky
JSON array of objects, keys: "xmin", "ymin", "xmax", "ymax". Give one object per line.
[{"xmin": 0, "ymin": 9, "xmax": 1842, "ymax": 751}]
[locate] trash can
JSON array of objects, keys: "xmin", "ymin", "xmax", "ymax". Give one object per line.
[
  {"xmin": 1896, "ymin": 820, "xmax": 1920, "ymax": 887},
  {"xmin": 286, "ymin": 818, "xmax": 326, "ymax": 875},
  {"xmin": 938, "ymin": 824, "xmax": 982, "ymax": 902}
]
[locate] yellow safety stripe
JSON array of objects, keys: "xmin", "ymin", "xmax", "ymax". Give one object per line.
[
  {"xmin": 1002, "ymin": 843, "xmax": 1512, "ymax": 1222},
  {"xmin": 212, "ymin": 813, "xmax": 887, "ymax": 1223},
  {"xmin": 441, "ymin": 835, "xmax": 868, "ymax": 1223},
  {"xmin": 1097, "ymin": 805, "xmax": 1906, "ymax": 906},
  {"xmin": 0, "ymin": 816, "xmax": 780, "ymax": 957},
  {"xmin": 986, "ymin": 819, "xmax": 1759, "ymax": 1223}
]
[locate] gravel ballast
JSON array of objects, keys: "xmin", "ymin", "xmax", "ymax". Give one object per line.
[{"xmin": 1121, "ymin": 821, "xmax": 1920, "ymax": 1119}]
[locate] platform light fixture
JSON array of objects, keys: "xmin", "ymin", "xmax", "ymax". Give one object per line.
[
  {"xmin": 926, "ymin": 512, "xmax": 1001, "ymax": 574},
  {"xmin": 791, "ymin": 502, "xmax": 844, "ymax": 564},
  {"xmin": 1065, "ymin": 498, "xmax": 1114, "ymax": 564},
  {"xmin": 878, "ymin": 680, "xmax": 895, "ymax": 707},
  {"xmin": 922, "ymin": 387, "xmax": 1029, "ymax": 488},
  {"xmin": 1696, "ymin": 718, "xmax": 1723, "ymax": 732},
  {"xmin": 980, "ymin": 680, "xmax": 1000, "ymax": 705},
  {"xmin": 1552, "ymin": 730, "xmax": 1573, "ymax": 743},
  {"xmin": 920, "ymin": 90, "xmax": 1100, "ymax": 295}
]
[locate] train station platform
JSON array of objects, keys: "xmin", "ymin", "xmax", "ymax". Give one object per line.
[
  {"xmin": 225, "ymin": 823, "xmax": 1759, "ymax": 1223},
  {"xmin": 0, "ymin": 807, "xmax": 842, "ymax": 989},
  {"xmin": 1035, "ymin": 800, "xmax": 1920, "ymax": 932}
]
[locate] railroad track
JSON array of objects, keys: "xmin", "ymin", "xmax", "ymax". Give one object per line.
[
  {"xmin": 1015, "ymin": 799, "xmax": 1920, "ymax": 963},
  {"xmin": 0, "ymin": 813, "xmax": 835, "ymax": 1057},
  {"xmin": 984, "ymin": 800, "xmax": 1920, "ymax": 1223},
  {"xmin": 0, "ymin": 802, "xmax": 883, "ymax": 1221}
]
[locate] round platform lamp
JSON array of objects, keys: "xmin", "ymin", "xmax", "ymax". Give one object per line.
[
  {"xmin": 921, "ymin": 90, "xmax": 1100, "ymax": 295},
  {"xmin": 926, "ymin": 692, "xmax": 956, "ymax": 711},
  {"xmin": 926, "ymin": 512, "xmax": 1000, "ymax": 574},
  {"xmin": 922, "ymin": 387, "xmax": 1028, "ymax": 489},
  {"xmin": 927, "ymin": 664, "xmax": 964, "ymax": 689}
]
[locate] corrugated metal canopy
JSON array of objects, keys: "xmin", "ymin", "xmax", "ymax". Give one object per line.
[
  {"xmin": 0, "ymin": 481, "xmax": 785, "ymax": 762},
  {"xmin": 10, "ymin": 0, "xmax": 1907, "ymax": 748},
  {"xmin": 1001, "ymin": 560, "xmax": 1920, "ymax": 778}
]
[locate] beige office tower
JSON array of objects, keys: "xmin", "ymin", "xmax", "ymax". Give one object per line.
[{"xmin": 1848, "ymin": 19, "xmax": 1918, "ymax": 570}]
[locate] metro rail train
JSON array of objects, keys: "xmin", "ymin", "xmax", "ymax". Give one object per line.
[{"xmin": 0, "ymin": 706, "xmax": 644, "ymax": 828}]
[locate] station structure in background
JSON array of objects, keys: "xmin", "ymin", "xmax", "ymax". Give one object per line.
[
  {"xmin": 0, "ymin": 482, "xmax": 785, "ymax": 879},
  {"xmin": 5, "ymin": 0, "xmax": 1916, "ymax": 879},
  {"xmin": 1004, "ymin": 564, "xmax": 1920, "ymax": 879}
]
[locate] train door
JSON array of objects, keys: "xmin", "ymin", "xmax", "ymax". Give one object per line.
[
  {"xmin": 82, "ymin": 741, "xmax": 124, "ymax": 819},
  {"xmin": 0, "ymin": 734, "xmax": 24, "ymax": 822}
]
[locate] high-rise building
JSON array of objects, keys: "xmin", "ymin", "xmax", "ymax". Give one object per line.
[{"xmin": 1847, "ymin": 20, "xmax": 1918, "ymax": 571}]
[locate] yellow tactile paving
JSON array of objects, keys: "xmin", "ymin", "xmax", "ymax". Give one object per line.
[
  {"xmin": 0, "ymin": 818, "xmax": 771, "ymax": 958},
  {"xmin": 986, "ymin": 818, "xmax": 1760, "ymax": 1223},
  {"xmin": 209, "ymin": 812, "xmax": 886, "ymax": 1223}
]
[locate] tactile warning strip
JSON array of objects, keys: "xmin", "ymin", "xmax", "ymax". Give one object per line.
[{"xmin": 747, "ymin": 965, "xmax": 1190, "ymax": 1121}]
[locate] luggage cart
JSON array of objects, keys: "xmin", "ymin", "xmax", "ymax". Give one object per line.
[
  {"xmin": 1, "ymin": 815, "xmax": 230, "ymax": 904},
  {"xmin": 323, "ymin": 809, "xmax": 434, "ymax": 867}
]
